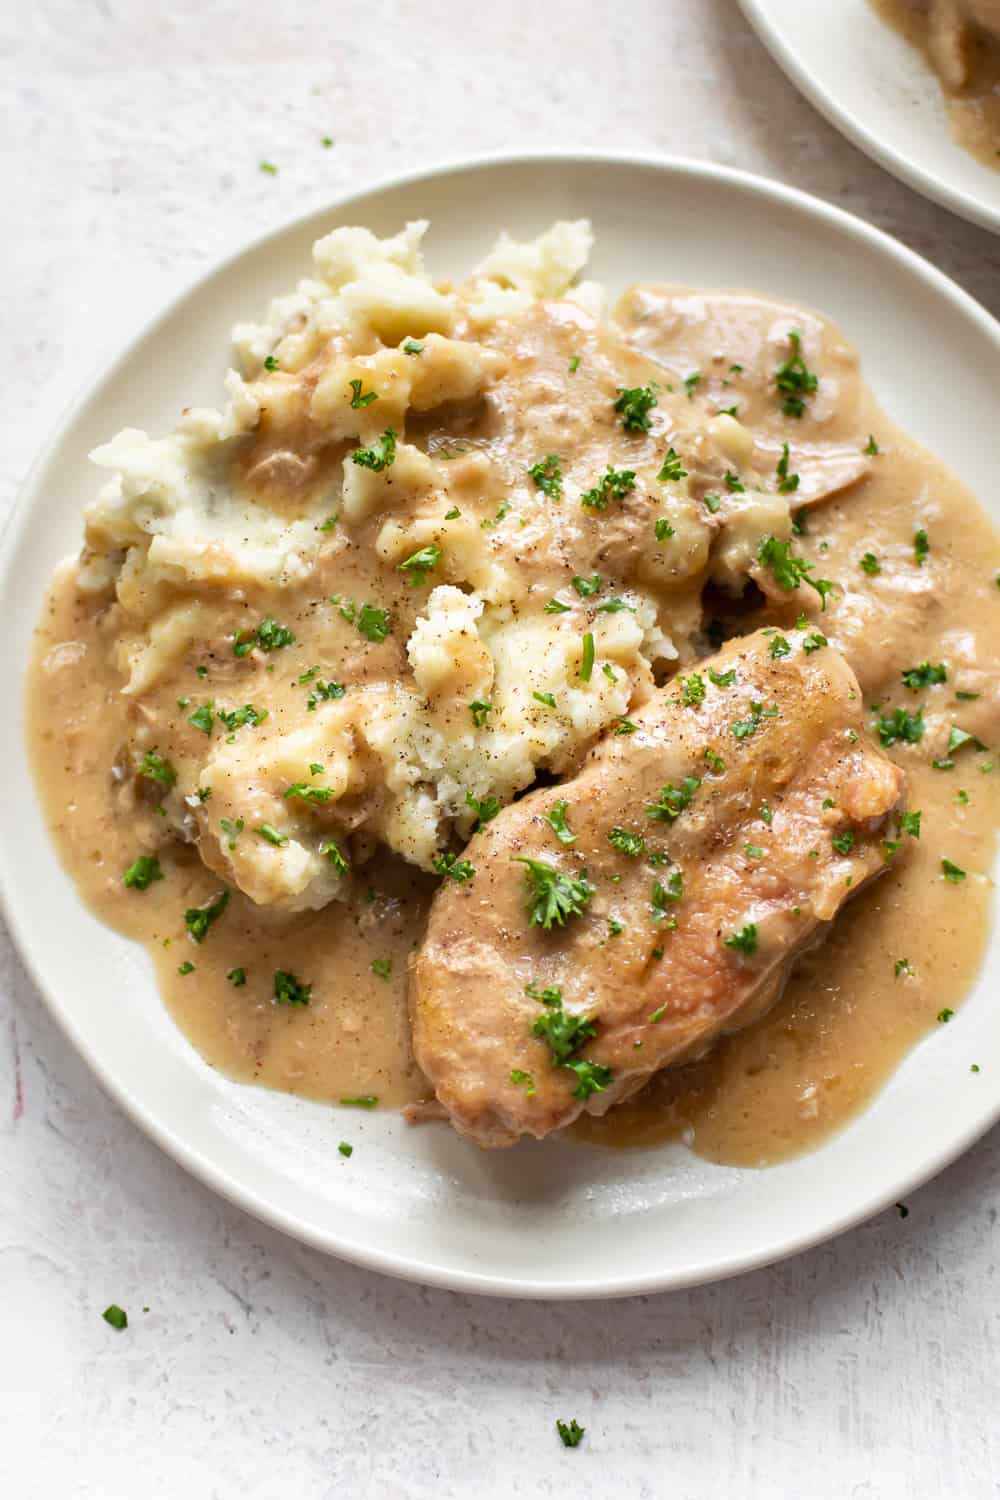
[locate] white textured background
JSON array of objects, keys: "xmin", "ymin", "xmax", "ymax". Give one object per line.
[{"xmin": 4, "ymin": 2, "xmax": 1000, "ymax": 1496}]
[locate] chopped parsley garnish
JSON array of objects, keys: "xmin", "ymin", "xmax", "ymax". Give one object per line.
[
  {"xmin": 123, "ymin": 855, "xmax": 163, "ymax": 891},
  {"xmin": 263, "ymin": 354, "xmax": 280, "ymax": 372},
  {"xmin": 759, "ymin": 804, "xmax": 774, "ymax": 826},
  {"xmin": 348, "ymin": 378, "xmax": 378, "ymax": 409},
  {"xmin": 876, "ymin": 707, "xmax": 925, "ymax": 747},
  {"xmin": 356, "ymin": 603, "xmax": 391, "ymax": 643},
  {"xmin": 306, "ymin": 679, "xmax": 346, "ymax": 710},
  {"xmin": 514, "ymin": 858, "xmax": 593, "ymax": 929},
  {"xmin": 731, "ymin": 700, "xmax": 777, "ymax": 739},
  {"xmin": 233, "ymin": 616, "xmax": 296, "ymax": 657},
  {"xmin": 901, "ymin": 661, "xmax": 947, "ymax": 691},
  {"xmin": 724, "ymin": 470, "xmax": 745, "ymax": 494},
  {"xmin": 529, "ymin": 453, "xmax": 563, "ymax": 500},
  {"xmin": 894, "ymin": 959, "xmax": 913, "ymax": 978},
  {"xmin": 432, "ymin": 851, "xmax": 476, "ymax": 882},
  {"xmin": 259, "ymin": 161, "xmax": 277, "ymax": 174},
  {"xmin": 273, "ymin": 970, "xmax": 311, "ymax": 1005},
  {"xmin": 757, "ymin": 535, "xmax": 833, "ymax": 608},
  {"xmin": 370, "ymin": 957, "xmax": 393, "ymax": 979},
  {"xmin": 899, "ymin": 810, "xmax": 922, "ymax": 838},
  {"xmin": 184, "ymin": 889, "xmax": 229, "ymax": 943},
  {"xmin": 562, "ymin": 1059, "xmax": 612, "ymax": 1100},
  {"xmin": 217, "ymin": 704, "xmax": 268, "ymax": 732},
  {"xmin": 189, "ymin": 704, "xmax": 214, "ymax": 735},
  {"xmin": 554, "ymin": 1422, "xmax": 587, "ymax": 1446},
  {"xmin": 220, "ymin": 817, "xmax": 244, "ymax": 850},
  {"xmin": 947, "ymin": 726, "xmax": 987, "ymax": 756},
  {"xmin": 284, "ymin": 782, "xmax": 335, "ymax": 805},
  {"xmin": 319, "ymin": 514, "xmax": 338, "ymax": 531},
  {"xmin": 479, "ymin": 501, "xmax": 510, "ymax": 530},
  {"xmin": 769, "ymin": 635, "xmax": 792, "ymax": 659},
  {"xmin": 776, "ymin": 441, "xmax": 800, "ymax": 493},
  {"xmin": 596, "ymin": 597, "xmax": 635, "ymax": 614},
  {"xmin": 914, "ymin": 529, "xmax": 930, "ymax": 566},
  {"xmin": 256, "ymin": 824, "xmax": 289, "ymax": 847},
  {"xmin": 938, "ymin": 1009, "xmax": 955, "ymax": 1024},
  {"xmin": 614, "ymin": 384, "xmax": 657, "ymax": 433},
  {"xmin": 319, "ymin": 838, "xmax": 350, "ymax": 875},
  {"xmin": 102, "ymin": 1304, "xmax": 128, "ymax": 1331},
  {"xmin": 608, "ymin": 827, "xmax": 644, "ymax": 856},
  {"xmin": 543, "ymin": 597, "xmax": 571, "ymax": 614},
  {"xmin": 403, "ymin": 339, "xmax": 424, "ymax": 355},
  {"xmin": 864, "ymin": 434, "xmax": 880, "ymax": 456},
  {"xmin": 443, "ymin": 506, "xmax": 460, "ymax": 519},
  {"xmin": 703, "ymin": 493, "xmax": 721, "ymax": 514},
  {"xmin": 573, "ymin": 574, "xmax": 601, "ymax": 597},
  {"xmin": 177, "ymin": 961, "xmax": 195, "ymax": 975},
  {"xmin": 703, "ymin": 747, "xmax": 726, "ymax": 773},
  {"xmin": 533, "ymin": 690, "xmax": 557, "ymax": 708},
  {"xmin": 614, "ymin": 718, "xmax": 638, "ymax": 735},
  {"xmin": 531, "ymin": 1000, "xmax": 595, "ymax": 1062},
  {"xmin": 681, "ymin": 672, "xmax": 706, "ymax": 706},
  {"xmin": 580, "ymin": 466, "xmax": 636, "ymax": 510},
  {"xmin": 941, "ymin": 859, "xmax": 966, "ymax": 883},
  {"xmin": 647, "ymin": 776, "xmax": 701, "ymax": 821},
  {"xmin": 398, "ymin": 542, "xmax": 442, "ymax": 587},
  {"xmin": 470, "ymin": 699, "xmax": 492, "ymax": 727},
  {"xmin": 655, "ymin": 517, "xmax": 675, "ymax": 541},
  {"xmin": 510, "ymin": 1069, "xmax": 535, "ymax": 1094},
  {"xmin": 831, "ymin": 830, "xmax": 854, "ymax": 855},
  {"xmin": 860, "ymin": 552, "xmax": 881, "ymax": 576},
  {"xmin": 683, "ymin": 371, "xmax": 701, "ymax": 399},
  {"xmin": 139, "ymin": 751, "xmax": 177, "ymax": 787},
  {"xmin": 340, "ymin": 1095, "xmax": 378, "ymax": 1108},
  {"xmin": 724, "ymin": 923, "xmax": 759, "ymax": 956},
  {"xmin": 579, "ymin": 632, "xmax": 595, "ymax": 683},
  {"xmin": 227, "ymin": 968, "xmax": 246, "ymax": 987},
  {"xmin": 708, "ymin": 668, "xmax": 736, "ymax": 688},
  {"xmin": 351, "ymin": 428, "xmax": 397, "ymax": 471},
  {"xmin": 657, "ymin": 447, "xmax": 688, "ymax": 483},
  {"xmin": 545, "ymin": 800, "xmax": 576, "ymax": 846},
  {"xmin": 466, "ymin": 790, "xmax": 501, "ymax": 829},
  {"xmin": 338, "ymin": 1141, "xmax": 353, "ymax": 1157},
  {"xmin": 651, "ymin": 870, "xmax": 683, "ymax": 918},
  {"xmin": 607, "ymin": 917, "xmax": 624, "ymax": 937},
  {"xmin": 774, "ymin": 330, "xmax": 818, "ymax": 417}
]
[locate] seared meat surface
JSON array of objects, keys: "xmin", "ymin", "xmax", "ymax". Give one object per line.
[{"xmin": 410, "ymin": 628, "xmax": 907, "ymax": 1149}]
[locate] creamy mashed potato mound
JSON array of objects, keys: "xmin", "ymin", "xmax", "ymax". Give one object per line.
[{"xmin": 79, "ymin": 219, "xmax": 806, "ymax": 912}]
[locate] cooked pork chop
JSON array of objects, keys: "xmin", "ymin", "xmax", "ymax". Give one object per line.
[{"xmin": 410, "ymin": 628, "xmax": 907, "ymax": 1148}]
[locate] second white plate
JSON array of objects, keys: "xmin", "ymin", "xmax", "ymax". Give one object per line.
[
  {"xmin": 741, "ymin": 0, "xmax": 1000, "ymax": 235},
  {"xmin": 4, "ymin": 152, "xmax": 1000, "ymax": 1297}
]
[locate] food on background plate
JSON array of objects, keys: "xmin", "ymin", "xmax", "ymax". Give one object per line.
[
  {"xmin": 29, "ymin": 217, "xmax": 1000, "ymax": 1159},
  {"xmin": 873, "ymin": 0, "xmax": 1000, "ymax": 165}
]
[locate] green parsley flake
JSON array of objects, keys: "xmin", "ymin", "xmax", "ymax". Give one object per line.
[
  {"xmin": 510, "ymin": 1069, "xmax": 536, "ymax": 1094},
  {"xmin": 348, "ymin": 378, "xmax": 378, "ymax": 409},
  {"xmin": 398, "ymin": 543, "xmax": 442, "ymax": 587},
  {"xmin": 556, "ymin": 1417, "xmax": 585, "ymax": 1448},
  {"xmin": 769, "ymin": 635, "xmax": 792, "ymax": 659},
  {"xmin": 256, "ymin": 824, "xmax": 289, "ymax": 847},
  {"xmin": 860, "ymin": 552, "xmax": 881, "ymax": 576},
  {"xmin": 403, "ymin": 339, "xmax": 424, "ymax": 356},
  {"xmin": 227, "ymin": 968, "xmax": 246, "ymax": 987},
  {"xmin": 528, "ymin": 454, "xmax": 563, "ymax": 500},
  {"xmin": 901, "ymin": 661, "xmax": 947, "ymax": 691},
  {"xmin": 338, "ymin": 1142, "xmax": 353, "ymax": 1157},
  {"xmin": 431, "ymin": 851, "xmax": 476, "ymax": 883},
  {"xmin": 608, "ymin": 827, "xmax": 644, "ymax": 856},
  {"xmin": 351, "ymin": 428, "xmax": 396, "ymax": 471},
  {"xmin": 184, "ymin": 889, "xmax": 229, "ymax": 943},
  {"xmin": 189, "ymin": 704, "xmax": 214, "ymax": 735},
  {"xmin": 470, "ymin": 700, "xmax": 492, "ymax": 727},
  {"xmin": 776, "ymin": 441, "xmax": 800, "ymax": 494},
  {"xmin": 340, "ymin": 1095, "xmax": 378, "ymax": 1108},
  {"xmin": 614, "ymin": 385, "xmax": 657, "ymax": 433},
  {"xmin": 864, "ymin": 434, "xmax": 880, "ymax": 456},
  {"xmin": 941, "ymin": 859, "xmax": 967, "ymax": 883},
  {"xmin": 139, "ymin": 751, "xmax": 177, "ymax": 787},
  {"xmin": 774, "ymin": 330, "xmax": 818, "ymax": 417},
  {"xmin": 681, "ymin": 672, "xmax": 706, "ymax": 706},
  {"xmin": 545, "ymin": 800, "xmax": 576, "ymax": 846},
  {"xmin": 876, "ymin": 707, "xmax": 925, "ymax": 748},
  {"xmin": 647, "ymin": 776, "xmax": 701, "ymax": 821},
  {"xmin": 914, "ymin": 529, "xmax": 930, "ymax": 566},
  {"xmin": 757, "ymin": 535, "xmax": 833, "ymax": 608},
  {"xmin": 274, "ymin": 969, "xmax": 311, "ymax": 1005},
  {"xmin": 724, "ymin": 923, "xmax": 759, "ymax": 956},
  {"xmin": 683, "ymin": 371, "xmax": 701, "ymax": 399},
  {"xmin": 465, "ymin": 791, "xmax": 501, "ymax": 829},
  {"xmin": 177, "ymin": 961, "xmax": 195, "ymax": 976},
  {"xmin": 655, "ymin": 517, "xmax": 675, "ymax": 542},
  {"xmin": 831, "ymin": 830, "xmax": 854, "ymax": 855},
  {"xmin": 657, "ymin": 447, "xmax": 688, "ymax": 483},
  {"xmin": 371, "ymin": 958, "xmax": 393, "ymax": 979},
  {"xmin": 102, "ymin": 1304, "xmax": 128, "ymax": 1331},
  {"xmin": 514, "ymin": 858, "xmax": 593, "ymax": 929},
  {"xmin": 573, "ymin": 574, "xmax": 602, "ymax": 597},
  {"xmin": 580, "ymin": 466, "xmax": 636, "ymax": 511},
  {"xmin": 123, "ymin": 855, "xmax": 163, "ymax": 891}
]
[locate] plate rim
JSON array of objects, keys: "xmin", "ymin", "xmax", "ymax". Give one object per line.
[
  {"xmin": 5, "ymin": 147, "xmax": 1000, "ymax": 1299},
  {"xmin": 739, "ymin": 0, "xmax": 1000, "ymax": 236}
]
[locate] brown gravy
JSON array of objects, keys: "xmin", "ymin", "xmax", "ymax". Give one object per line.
[
  {"xmin": 27, "ymin": 284, "xmax": 1000, "ymax": 1166},
  {"xmin": 874, "ymin": 0, "xmax": 1000, "ymax": 166}
]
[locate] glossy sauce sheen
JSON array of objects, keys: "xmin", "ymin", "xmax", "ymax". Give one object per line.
[
  {"xmin": 28, "ymin": 286, "xmax": 1000, "ymax": 1164},
  {"xmin": 874, "ymin": 0, "xmax": 1000, "ymax": 165}
]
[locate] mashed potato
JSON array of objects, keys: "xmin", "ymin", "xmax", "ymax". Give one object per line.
[{"xmin": 79, "ymin": 220, "xmax": 796, "ymax": 912}]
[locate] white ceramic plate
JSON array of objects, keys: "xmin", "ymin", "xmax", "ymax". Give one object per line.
[
  {"xmin": 741, "ymin": 0, "xmax": 1000, "ymax": 235},
  {"xmin": 4, "ymin": 152, "xmax": 1000, "ymax": 1299}
]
